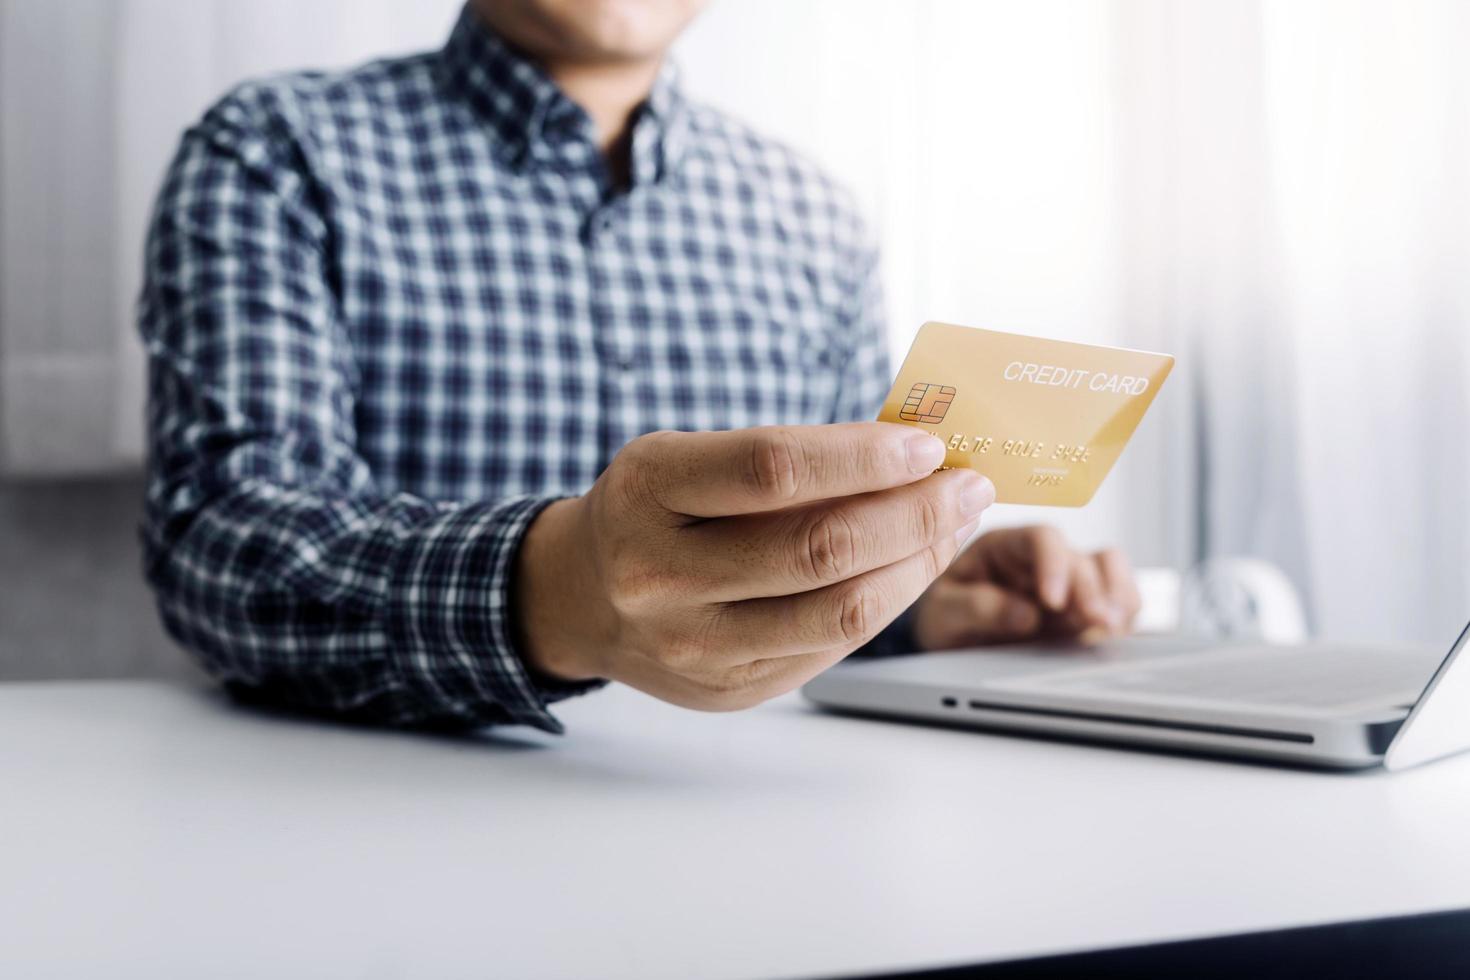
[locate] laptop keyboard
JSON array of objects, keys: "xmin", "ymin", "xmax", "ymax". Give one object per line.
[{"xmin": 1032, "ymin": 647, "xmax": 1433, "ymax": 710}]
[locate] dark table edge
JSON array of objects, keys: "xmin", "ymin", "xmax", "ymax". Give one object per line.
[{"xmin": 818, "ymin": 905, "xmax": 1470, "ymax": 980}]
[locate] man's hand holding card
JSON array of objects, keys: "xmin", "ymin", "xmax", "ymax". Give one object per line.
[{"xmin": 519, "ymin": 322, "xmax": 1173, "ymax": 712}]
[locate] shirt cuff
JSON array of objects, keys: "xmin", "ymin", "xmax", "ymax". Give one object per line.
[{"xmin": 384, "ymin": 495, "xmax": 602, "ymax": 733}]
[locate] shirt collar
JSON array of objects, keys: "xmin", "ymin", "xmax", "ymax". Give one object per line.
[{"xmin": 437, "ymin": 5, "xmax": 689, "ymax": 184}]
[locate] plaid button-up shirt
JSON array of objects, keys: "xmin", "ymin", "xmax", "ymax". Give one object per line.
[{"xmin": 141, "ymin": 6, "xmax": 899, "ymax": 733}]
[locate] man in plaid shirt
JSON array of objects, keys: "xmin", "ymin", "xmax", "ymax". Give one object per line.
[{"xmin": 141, "ymin": 0, "xmax": 1141, "ymax": 733}]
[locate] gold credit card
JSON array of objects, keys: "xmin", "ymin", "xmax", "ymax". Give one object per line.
[{"xmin": 878, "ymin": 322, "xmax": 1174, "ymax": 506}]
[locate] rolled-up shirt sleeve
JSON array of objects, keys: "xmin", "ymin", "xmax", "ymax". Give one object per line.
[{"xmin": 139, "ymin": 95, "xmax": 598, "ymax": 732}]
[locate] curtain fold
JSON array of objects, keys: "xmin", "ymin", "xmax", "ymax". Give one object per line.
[
  {"xmin": 1, "ymin": 0, "xmax": 126, "ymax": 475},
  {"xmin": 1112, "ymin": 0, "xmax": 1317, "ymax": 609},
  {"xmin": 1109, "ymin": 0, "xmax": 1470, "ymax": 642},
  {"xmin": 1261, "ymin": 0, "xmax": 1470, "ymax": 643}
]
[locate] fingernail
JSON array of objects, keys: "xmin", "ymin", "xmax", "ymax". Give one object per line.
[
  {"xmin": 1042, "ymin": 575, "xmax": 1068, "ymax": 610},
  {"xmin": 1078, "ymin": 626, "xmax": 1109, "ymax": 646},
  {"xmin": 906, "ymin": 433, "xmax": 946, "ymax": 475},
  {"xmin": 958, "ymin": 474, "xmax": 995, "ymax": 516},
  {"xmin": 1086, "ymin": 601, "xmax": 1121, "ymax": 631}
]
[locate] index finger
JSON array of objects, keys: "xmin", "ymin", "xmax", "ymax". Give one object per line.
[
  {"xmin": 1095, "ymin": 548, "xmax": 1142, "ymax": 626},
  {"xmin": 634, "ymin": 423, "xmax": 948, "ymax": 518},
  {"xmin": 965, "ymin": 525, "xmax": 1074, "ymax": 611},
  {"xmin": 1061, "ymin": 553, "xmax": 1114, "ymax": 632}
]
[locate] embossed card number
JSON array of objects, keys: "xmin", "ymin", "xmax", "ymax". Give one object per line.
[{"xmin": 877, "ymin": 322, "xmax": 1174, "ymax": 507}]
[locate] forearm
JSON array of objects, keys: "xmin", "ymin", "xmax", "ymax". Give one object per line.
[{"xmin": 145, "ymin": 480, "xmax": 601, "ymax": 731}]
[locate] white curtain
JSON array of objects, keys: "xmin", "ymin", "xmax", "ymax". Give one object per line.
[
  {"xmin": 0, "ymin": 0, "xmax": 464, "ymax": 474},
  {"xmin": 680, "ymin": 0, "xmax": 1470, "ymax": 644},
  {"xmin": 3, "ymin": 0, "xmax": 1467, "ymax": 644}
]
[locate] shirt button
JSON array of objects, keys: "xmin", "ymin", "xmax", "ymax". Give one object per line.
[
  {"xmin": 584, "ymin": 213, "xmax": 615, "ymax": 246},
  {"xmin": 615, "ymin": 354, "xmax": 636, "ymax": 373}
]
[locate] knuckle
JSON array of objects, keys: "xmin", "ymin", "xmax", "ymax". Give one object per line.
[
  {"xmin": 1036, "ymin": 524, "xmax": 1067, "ymax": 552},
  {"xmin": 604, "ymin": 580, "xmax": 649, "ymax": 617},
  {"xmin": 701, "ymin": 669, "xmax": 750, "ymax": 700},
  {"xmin": 801, "ymin": 510, "xmax": 859, "ymax": 583},
  {"xmin": 608, "ymin": 430, "xmax": 679, "ymax": 512},
  {"xmin": 920, "ymin": 542, "xmax": 946, "ymax": 582},
  {"xmin": 661, "ymin": 634, "xmax": 711, "ymax": 674},
  {"xmin": 604, "ymin": 550, "xmax": 666, "ymax": 613},
  {"xmin": 746, "ymin": 429, "xmax": 805, "ymax": 502},
  {"xmin": 1029, "ymin": 528, "xmax": 1064, "ymax": 558},
  {"xmin": 687, "ymin": 670, "xmax": 764, "ymax": 712},
  {"xmin": 604, "ymin": 452, "xmax": 651, "ymax": 507},
  {"xmin": 720, "ymin": 663, "xmax": 782, "ymax": 710},
  {"xmin": 968, "ymin": 584, "xmax": 1003, "ymax": 617},
  {"xmin": 663, "ymin": 609, "xmax": 724, "ymax": 672},
  {"xmin": 913, "ymin": 487, "xmax": 944, "ymax": 543},
  {"xmin": 629, "ymin": 429, "xmax": 677, "ymax": 459},
  {"xmin": 833, "ymin": 582, "xmax": 881, "ymax": 645}
]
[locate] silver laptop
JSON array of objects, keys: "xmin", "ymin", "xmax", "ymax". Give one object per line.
[{"xmin": 803, "ymin": 620, "xmax": 1470, "ymax": 770}]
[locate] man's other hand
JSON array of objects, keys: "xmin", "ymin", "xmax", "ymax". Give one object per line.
[
  {"xmin": 515, "ymin": 423, "xmax": 995, "ymax": 710},
  {"xmin": 913, "ymin": 526, "xmax": 1142, "ymax": 650}
]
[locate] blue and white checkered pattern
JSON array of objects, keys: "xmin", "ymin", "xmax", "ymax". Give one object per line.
[{"xmin": 140, "ymin": 6, "xmax": 896, "ymax": 732}]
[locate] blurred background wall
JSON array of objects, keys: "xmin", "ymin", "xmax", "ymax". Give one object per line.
[{"xmin": 2, "ymin": 0, "xmax": 1468, "ymax": 678}]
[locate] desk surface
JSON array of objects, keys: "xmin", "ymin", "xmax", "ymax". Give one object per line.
[{"xmin": 4, "ymin": 680, "xmax": 1470, "ymax": 979}]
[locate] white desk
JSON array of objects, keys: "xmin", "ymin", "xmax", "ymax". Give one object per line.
[{"xmin": 4, "ymin": 681, "xmax": 1470, "ymax": 979}]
